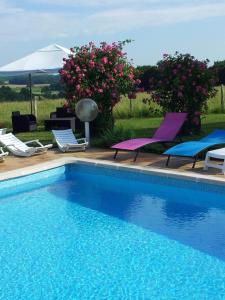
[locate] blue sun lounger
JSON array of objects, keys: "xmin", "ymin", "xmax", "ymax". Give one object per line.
[{"xmin": 164, "ymin": 129, "xmax": 225, "ymax": 168}]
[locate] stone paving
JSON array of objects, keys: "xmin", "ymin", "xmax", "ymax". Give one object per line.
[{"xmin": 0, "ymin": 148, "xmax": 224, "ymax": 178}]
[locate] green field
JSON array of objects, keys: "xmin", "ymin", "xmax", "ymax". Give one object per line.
[
  {"xmin": 0, "ymin": 85, "xmax": 225, "ymax": 150},
  {"xmin": 0, "ymin": 87, "xmax": 224, "ymax": 128},
  {"xmin": 14, "ymin": 113, "xmax": 225, "ymax": 151},
  {"xmin": 0, "ymin": 99, "xmax": 63, "ymax": 128},
  {"xmin": 114, "ymin": 86, "xmax": 224, "ymax": 118}
]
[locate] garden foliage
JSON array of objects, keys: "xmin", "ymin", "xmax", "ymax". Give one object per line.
[
  {"xmin": 151, "ymin": 52, "xmax": 217, "ymax": 132},
  {"xmin": 60, "ymin": 40, "xmax": 140, "ymax": 133}
]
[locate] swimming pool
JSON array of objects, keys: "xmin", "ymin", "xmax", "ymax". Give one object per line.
[{"xmin": 1, "ymin": 162, "xmax": 225, "ymax": 299}]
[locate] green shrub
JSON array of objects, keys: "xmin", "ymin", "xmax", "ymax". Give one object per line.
[
  {"xmin": 152, "ymin": 52, "xmax": 217, "ymax": 133},
  {"xmin": 100, "ymin": 126, "xmax": 134, "ymax": 147},
  {"xmin": 60, "ymin": 40, "xmax": 140, "ymax": 133}
]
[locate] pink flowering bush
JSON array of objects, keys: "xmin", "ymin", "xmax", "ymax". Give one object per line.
[
  {"xmin": 151, "ymin": 52, "xmax": 217, "ymax": 133},
  {"xmin": 59, "ymin": 40, "xmax": 140, "ymax": 133}
]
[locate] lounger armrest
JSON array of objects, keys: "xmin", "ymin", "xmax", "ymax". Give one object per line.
[
  {"xmin": 0, "ymin": 147, "xmax": 8, "ymax": 156},
  {"xmin": 25, "ymin": 139, "xmax": 39, "ymax": 144},
  {"xmin": 25, "ymin": 139, "xmax": 44, "ymax": 147},
  {"xmin": 77, "ymin": 138, "xmax": 88, "ymax": 144}
]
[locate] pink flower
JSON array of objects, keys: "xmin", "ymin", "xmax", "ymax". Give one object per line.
[
  {"xmin": 199, "ymin": 63, "xmax": 206, "ymax": 71},
  {"xmin": 63, "ymin": 101, "xmax": 69, "ymax": 108},
  {"xmin": 128, "ymin": 73, "xmax": 134, "ymax": 80},
  {"xmin": 76, "ymin": 84, "xmax": 81, "ymax": 91},
  {"xmin": 136, "ymin": 87, "xmax": 145, "ymax": 93},
  {"xmin": 193, "ymin": 117, "xmax": 200, "ymax": 125},
  {"xmin": 101, "ymin": 57, "xmax": 108, "ymax": 64},
  {"xmin": 196, "ymin": 85, "xmax": 202, "ymax": 92},
  {"xmin": 111, "ymin": 92, "xmax": 118, "ymax": 98},
  {"xmin": 128, "ymin": 92, "xmax": 136, "ymax": 99},
  {"xmin": 89, "ymin": 60, "xmax": 95, "ymax": 68},
  {"xmin": 154, "ymin": 95, "xmax": 160, "ymax": 104},
  {"xmin": 135, "ymin": 79, "xmax": 141, "ymax": 85},
  {"xmin": 116, "ymin": 64, "xmax": 124, "ymax": 71},
  {"xmin": 177, "ymin": 91, "xmax": 183, "ymax": 98}
]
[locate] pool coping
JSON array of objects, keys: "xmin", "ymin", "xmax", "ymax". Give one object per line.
[{"xmin": 1, "ymin": 156, "xmax": 225, "ymax": 186}]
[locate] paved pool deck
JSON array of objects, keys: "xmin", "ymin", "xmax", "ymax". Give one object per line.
[{"xmin": 0, "ymin": 148, "xmax": 224, "ymax": 181}]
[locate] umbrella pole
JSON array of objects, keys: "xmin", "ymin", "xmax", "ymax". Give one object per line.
[{"xmin": 28, "ymin": 73, "xmax": 33, "ymax": 114}]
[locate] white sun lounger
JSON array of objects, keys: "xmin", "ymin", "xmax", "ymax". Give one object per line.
[
  {"xmin": 52, "ymin": 129, "xmax": 88, "ymax": 152},
  {"xmin": 0, "ymin": 147, "xmax": 8, "ymax": 162},
  {"xmin": 0, "ymin": 133, "xmax": 52, "ymax": 157},
  {"xmin": 0, "ymin": 128, "xmax": 7, "ymax": 135},
  {"xmin": 204, "ymin": 147, "xmax": 225, "ymax": 174}
]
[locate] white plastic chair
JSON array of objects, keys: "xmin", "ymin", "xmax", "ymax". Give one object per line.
[
  {"xmin": 0, "ymin": 128, "xmax": 7, "ymax": 135},
  {"xmin": 0, "ymin": 147, "xmax": 8, "ymax": 162},
  {"xmin": 52, "ymin": 129, "xmax": 88, "ymax": 152},
  {"xmin": 0, "ymin": 133, "xmax": 52, "ymax": 157},
  {"xmin": 204, "ymin": 147, "xmax": 225, "ymax": 174}
]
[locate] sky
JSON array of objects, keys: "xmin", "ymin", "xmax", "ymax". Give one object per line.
[{"xmin": 0, "ymin": 0, "xmax": 225, "ymax": 67}]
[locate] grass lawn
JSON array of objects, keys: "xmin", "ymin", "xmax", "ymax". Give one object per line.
[
  {"xmin": 0, "ymin": 85, "xmax": 225, "ymax": 153},
  {"xmin": 0, "ymin": 99, "xmax": 63, "ymax": 128},
  {"xmin": 0, "ymin": 86, "xmax": 224, "ymax": 128},
  {"xmin": 117, "ymin": 113, "xmax": 225, "ymax": 139},
  {"xmin": 13, "ymin": 113, "xmax": 225, "ymax": 154}
]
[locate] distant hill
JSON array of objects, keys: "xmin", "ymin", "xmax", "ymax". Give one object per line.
[{"xmin": 0, "ymin": 74, "xmax": 60, "ymax": 85}]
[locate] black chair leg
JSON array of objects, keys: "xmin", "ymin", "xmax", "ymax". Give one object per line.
[
  {"xmin": 192, "ymin": 156, "xmax": 197, "ymax": 168},
  {"xmin": 166, "ymin": 155, "xmax": 171, "ymax": 166},
  {"xmin": 113, "ymin": 150, "xmax": 118, "ymax": 160},
  {"xmin": 133, "ymin": 150, "xmax": 139, "ymax": 162}
]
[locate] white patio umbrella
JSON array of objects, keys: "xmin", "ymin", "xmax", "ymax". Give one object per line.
[{"xmin": 0, "ymin": 44, "xmax": 70, "ymax": 114}]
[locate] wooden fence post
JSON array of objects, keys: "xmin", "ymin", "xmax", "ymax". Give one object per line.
[
  {"xmin": 33, "ymin": 96, "xmax": 38, "ymax": 118},
  {"xmin": 221, "ymin": 84, "xmax": 224, "ymax": 113}
]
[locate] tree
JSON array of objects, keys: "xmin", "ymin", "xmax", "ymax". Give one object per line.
[
  {"xmin": 136, "ymin": 65, "xmax": 160, "ymax": 91},
  {"xmin": 41, "ymin": 86, "xmax": 52, "ymax": 98},
  {"xmin": 0, "ymin": 86, "xmax": 18, "ymax": 101},
  {"xmin": 213, "ymin": 60, "xmax": 225, "ymax": 85},
  {"xmin": 151, "ymin": 52, "xmax": 217, "ymax": 133},
  {"xmin": 59, "ymin": 41, "xmax": 140, "ymax": 133},
  {"xmin": 19, "ymin": 87, "xmax": 30, "ymax": 100}
]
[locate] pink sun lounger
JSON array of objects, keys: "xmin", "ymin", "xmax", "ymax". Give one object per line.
[{"xmin": 111, "ymin": 112, "xmax": 187, "ymax": 161}]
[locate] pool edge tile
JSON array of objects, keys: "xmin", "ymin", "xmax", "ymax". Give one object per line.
[{"xmin": 1, "ymin": 157, "xmax": 225, "ymax": 187}]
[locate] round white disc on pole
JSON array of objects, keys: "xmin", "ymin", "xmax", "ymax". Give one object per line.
[{"xmin": 75, "ymin": 98, "xmax": 99, "ymax": 147}]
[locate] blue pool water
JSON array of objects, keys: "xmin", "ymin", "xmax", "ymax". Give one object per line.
[{"xmin": 1, "ymin": 164, "xmax": 225, "ymax": 299}]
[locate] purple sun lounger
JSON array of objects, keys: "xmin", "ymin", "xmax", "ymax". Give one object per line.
[{"xmin": 111, "ymin": 112, "xmax": 187, "ymax": 161}]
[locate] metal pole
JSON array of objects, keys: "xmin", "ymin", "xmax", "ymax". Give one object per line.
[
  {"xmin": 34, "ymin": 96, "xmax": 37, "ymax": 118},
  {"xmin": 28, "ymin": 73, "xmax": 33, "ymax": 114},
  {"xmin": 85, "ymin": 121, "xmax": 90, "ymax": 146},
  {"xmin": 221, "ymin": 84, "xmax": 224, "ymax": 113},
  {"xmin": 129, "ymin": 99, "xmax": 132, "ymax": 118}
]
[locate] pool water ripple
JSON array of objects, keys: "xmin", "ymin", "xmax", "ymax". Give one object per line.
[{"xmin": 1, "ymin": 164, "xmax": 225, "ymax": 299}]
